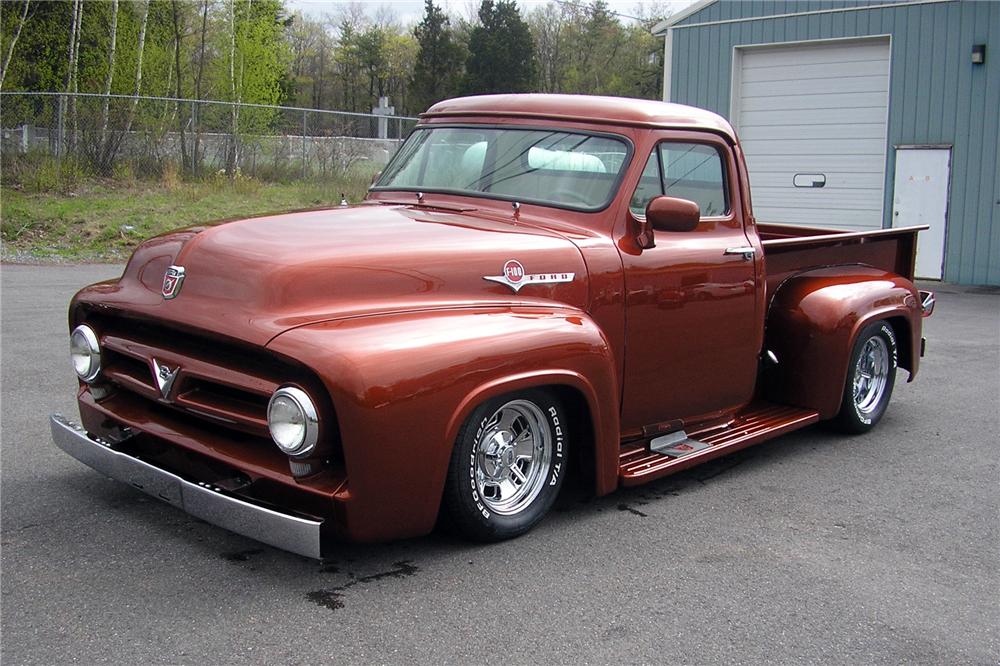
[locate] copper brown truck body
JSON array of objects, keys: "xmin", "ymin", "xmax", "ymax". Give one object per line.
[{"xmin": 52, "ymin": 95, "xmax": 933, "ymax": 557}]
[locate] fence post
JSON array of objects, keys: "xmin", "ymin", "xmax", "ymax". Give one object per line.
[
  {"xmin": 56, "ymin": 94, "xmax": 65, "ymax": 161},
  {"xmin": 302, "ymin": 110, "xmax": 307, "ymax": 179},
  {"xmin": 191, "ymin": 100, "xmax": 197, "ymax": 174}
]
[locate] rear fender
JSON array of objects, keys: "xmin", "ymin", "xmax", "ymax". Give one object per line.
[
  {"xmin": 267, "ymin": 307, "xmax": 620, "ymax": 542},
  {"xmin": 763, "ymin": 266, "xmax": 923, "ymax": 419}
]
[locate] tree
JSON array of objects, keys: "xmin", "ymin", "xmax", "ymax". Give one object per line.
[
  {"xmin": 561, "ymin": 0, "xmax": 624, "ymax": 95},
  {"xmin": 464, "ymin": 0, "xmax": 535, "ymax": 94},
  {"xmin": 619, "ymin": 21, "xmax": 663, "ymax": 100},
  {"xmin": 283, "ymin": 13, "xmax": 338, "ymax": 109},
  {"xmin": 98, "ymin": 0, "xmax": 150, "ymax": 170},
  {"xmin": 192, "ymin": 0, "xmax": 209, "ymax": 174},
  {"xmin": 333, "ymin": 20, "xmax": 362, "ymax": 112},
  {"xmin": 382, "ymin": 30, "xmax": 418, "ymax": 114},
  {"xmin": 526, "ymin": 2, "xmax": 567, "ymax": 94},
  {"xmin": 223, "ymin": 0, "xmax": 289, "ymax": 173},
  {"xmin": 410, "ymin": 0, "xmax": 463, "ymax": 111},
  {"xmin": 527, "ymin": 0, "xmax": 667, "ymax": 99},
  {"xmin": 0, "ymin": 1, "xmax": 31, "ymax": 90},
  {"xmin": 357, "ymin": 25, "xmax": 388, "ymax": 99},
  {"xmin": 171, "ymin": 0, "xmax": 189, "ymax": 171},
  {"xmin": 97, "ymin": 0, "xmax": 120, "ymax": 157},
  {"xmin": 226, "ymin": 0, "xmax": 238, "ymax": 173},
  {"xmin": 61, "ymin": 0, "xmax": 81, "ymax": 154}
]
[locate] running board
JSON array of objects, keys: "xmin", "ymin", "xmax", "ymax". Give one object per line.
[{"xmin": 619, "ymin": 402, "xmax": 819, "ymax": 487}]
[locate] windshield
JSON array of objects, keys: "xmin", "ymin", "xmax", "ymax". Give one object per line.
[{"xmin": 374, "ymin": 127, "xmax": 630, "ymax": 211}]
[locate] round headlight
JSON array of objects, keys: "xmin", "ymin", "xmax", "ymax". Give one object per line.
[
  {"xmin": 267, "ymin": 386, "xmax": 319, "ymax": 457},
  {"xmin": 70, "ymin": 324, "xmax": 102, "ymax": 382}
]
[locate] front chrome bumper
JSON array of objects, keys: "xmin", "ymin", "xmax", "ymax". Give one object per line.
[{"xmin": 50, "ymin": 414, "xmax": 325, "ymax": 559}]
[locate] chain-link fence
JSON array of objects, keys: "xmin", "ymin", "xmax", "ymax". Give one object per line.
[{"xmin": 0, "ymin": 91, "xmax": 418, "ymax": 180}]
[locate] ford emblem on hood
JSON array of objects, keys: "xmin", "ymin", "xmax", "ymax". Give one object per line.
[{"xmin": 162, "ymin": 265, "xmax": 185, "ymax": 299}]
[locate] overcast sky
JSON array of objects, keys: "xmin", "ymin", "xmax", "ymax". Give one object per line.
[{"xmin": 286, "ymin": 0, "xmax": 693, "ymax": 27}]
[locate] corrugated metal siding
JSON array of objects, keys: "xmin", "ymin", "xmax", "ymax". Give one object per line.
[
  {"xmin": 676, "ymin": 0, "xmax": 917, "ymax": 28},
  {"xmin": 669, "ymin": 0, "xmax": 999, "ymax": 285}
]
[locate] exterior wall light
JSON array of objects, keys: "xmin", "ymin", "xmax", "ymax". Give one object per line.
[{"xmin": 972, "ymin": 44, "xmax": 986, "ymax": 65}]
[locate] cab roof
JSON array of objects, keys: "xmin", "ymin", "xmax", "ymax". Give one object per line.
[{"xmin": 422, "ymin": 94, "xmax": 737, "ymax": 143}]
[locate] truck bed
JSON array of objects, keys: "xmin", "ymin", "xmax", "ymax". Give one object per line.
[{"xmin": 759, "ymin": 222, "xmax": 928, "ymax": 297}]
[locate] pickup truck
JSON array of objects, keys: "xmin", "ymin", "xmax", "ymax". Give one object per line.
[{"xmin": 51, "ymin": 94, "xmax": 935, "ymax": 558}]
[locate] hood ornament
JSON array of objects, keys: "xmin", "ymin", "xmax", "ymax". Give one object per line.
[
  {"xmin": 152, "ymin": 359, "xmax": 179, "ymax": 399},
  {"xmin": 483, "ymin": 259, "xmax": 575, "ymax": 293},
  {"xmin": 162, "ymin": 265, "xmax": 185, "ymax": 299}
]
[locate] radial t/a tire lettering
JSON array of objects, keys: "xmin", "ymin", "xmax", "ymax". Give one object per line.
[
  {"xmin": 832, "ymin": 320, "xmax": 898, "ymax": 433},
  {"xmin": 441, "ymin": 389, "xmax": 568, "ymax": 541}
]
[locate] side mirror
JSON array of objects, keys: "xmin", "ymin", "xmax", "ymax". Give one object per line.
[
  {"xmin": 646, "ymin": 196, "xmax": 700, "ymax": 232},
  {"xmin": 370, "ymin": 170, "xmax": 382, "ymax": 186}
]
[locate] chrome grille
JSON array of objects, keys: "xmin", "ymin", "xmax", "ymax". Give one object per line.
[{"xmin": 85, "ymin": 313, "xmax": 301, "ymax": 439}]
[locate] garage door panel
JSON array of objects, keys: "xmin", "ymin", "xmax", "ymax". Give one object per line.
[
  {"xmin": 742, "ymin": 75, "xmax": 887, "ymax": 98},
  {"xmin": 741, "ymin": 138, "xmax": 886, "ymax": 156},
  {"xmin": 753, "ymin": 206, "xmax": 884, "ymax": 229},
  {"xmin": 740, "ymin": 123, "xmax": 888, "ymax": 141},
  {"xmin": 740, "ymin": 107, "xmax": 887, "ymax": 126},
  {"xmin": 735, "ymin": 39, "xmax": 890, "ymax": 230},
  {"xmin": 739, "ymin": 91, "xmax": 889, "ymax": 112},
  {"xmin": 749, "ymin": 171, "xmax": 885, "ymax": 189},
  {"xmin": 752, "ymin": 187, "xmax": 885, "ymax": 210},
  {"xmin": 746, "ymin": 154, "xmax": 886, "ymax": 173},
  {"xmin": 740, "ymin": 59, "xmax": 890, "ymax": 84},
  {"xmin": 742, "ymin": 41, "xmax": 891, "ymax": 68}
]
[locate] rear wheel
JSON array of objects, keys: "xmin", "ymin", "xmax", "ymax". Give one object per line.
[
  {"xmin": 442, "ymin": 389, "xmax": 568, "ymax": 541},
  {"xmin": 832, "ymin": 321, "xmax": 898, "ymax": 433}
]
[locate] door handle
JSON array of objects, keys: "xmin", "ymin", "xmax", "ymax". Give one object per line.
[{"xmin": 724, "ymin": 246, "xmax": 755, "ymax": 261}]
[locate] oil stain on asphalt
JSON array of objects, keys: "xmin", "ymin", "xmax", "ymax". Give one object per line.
[
  {"xmin": 221, "ymin": 548, "xmax": 265, "ymax": 562},
  {"xmin": 307, "ymin": 560, "xmax": 419, "ymax": 611},
  {"xmin": 617, "ymin": 503, "xmax": 648, "ymax": 517}
]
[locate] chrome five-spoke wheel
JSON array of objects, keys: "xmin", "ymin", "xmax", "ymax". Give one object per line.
[
  {"xmin": 852, "ymin": 335, "xmax": 890, "ymax": 416},
  {"xmin": 443, "ymin": 389, "xmax": 568, "ymax": 541},
  {"xmin": 474, "ymin": 400, "xmax": 552, "ymax": 516},
  {"xmin": 834, "ymin": 321, "xmax": 898, "ymax": 433}
]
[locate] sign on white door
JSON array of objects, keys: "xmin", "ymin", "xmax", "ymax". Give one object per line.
[{"xmin": 892, "ymin": 148, "xmax": 951, "ymax": 280}]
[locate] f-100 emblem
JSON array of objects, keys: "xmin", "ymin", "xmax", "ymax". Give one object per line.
[
  {"xmin": 483, "ymin": 259, "xmax": 574, "ymax": 293},
  {"xmin": 162, "ymin": 265, "xmax": 185, "ymax": 299}
]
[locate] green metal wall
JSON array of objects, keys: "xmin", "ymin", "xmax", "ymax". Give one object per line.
[{"xmin": 669, "ymin": 0, "xmax": 999, "ymax": 285}]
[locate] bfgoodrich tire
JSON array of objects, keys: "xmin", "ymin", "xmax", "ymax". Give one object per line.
[
  {"xmin": 441, "ymin": 389, "xmax": 568, "ymax": 541},
  {"xmin": 831, "ymin": 320, "xmax": 898, "ymax": 434}
]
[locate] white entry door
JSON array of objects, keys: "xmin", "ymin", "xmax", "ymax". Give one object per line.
[{"xmin": 892, "ymin": 148, "xmax": 951, "ymax": 279}]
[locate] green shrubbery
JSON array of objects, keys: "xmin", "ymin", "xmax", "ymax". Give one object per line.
[
  {"xmin": 0, "ymin": 158, "xmax": 377, "ymax": 261},
  {"xmin": 1, "ymin": 151, "xmax": 91, "ymax": 194}
]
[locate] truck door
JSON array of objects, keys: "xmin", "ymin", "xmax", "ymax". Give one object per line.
[{"xmin": 620, "ymin": 136, "xmax": 759, "ymax": 432}]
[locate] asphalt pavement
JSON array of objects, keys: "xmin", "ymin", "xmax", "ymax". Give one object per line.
[{"xmin": 2, "ymin": 263, "xmax": 998, "ymax": 664}]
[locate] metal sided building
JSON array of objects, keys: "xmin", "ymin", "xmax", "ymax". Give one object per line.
[{"xmin": 653, "ymin": 0, "xmax": 999, "ymax": 285}]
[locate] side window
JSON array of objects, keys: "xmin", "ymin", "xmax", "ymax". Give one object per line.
[
  {"xmin": 629, "ymin": 142, "xmax": 729, "ymax": 218},
  {"xmin": 629, "ymin": 152, "xmax": 663, "ymax": 216},
  {"xmin": 659, "ymin": 143, "xmax": 728, "ymax": 217}
]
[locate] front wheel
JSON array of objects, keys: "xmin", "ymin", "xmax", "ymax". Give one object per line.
[
  {"xmin": 831, "ymin": 321, "xmax": 898, "ymax": 433},
  {"xmin": 441, "ymin": 389, "xmax": 568, "ymax": 541}
]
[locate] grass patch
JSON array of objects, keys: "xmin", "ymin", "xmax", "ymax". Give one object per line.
[{"xmin": 1, "ymin": 172, "xmax": 375, "ymax": 262}]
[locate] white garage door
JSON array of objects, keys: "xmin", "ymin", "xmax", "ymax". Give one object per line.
[{"xmin": 733, "ymin": 38, "xmax": 890, "ymax": 230}]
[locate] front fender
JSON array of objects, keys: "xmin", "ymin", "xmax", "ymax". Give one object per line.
[
  {"xmin": 267, "ymin": 306, "xmax": 620, "ymax": 542},
  {"xmin": 763, "ymin": 266, "xmax": 923, "ymax": 419}
]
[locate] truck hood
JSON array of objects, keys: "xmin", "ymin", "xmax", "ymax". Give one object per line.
[{"xmin": 86, "ymin": 204, "xmax": 589, "ymax": 346}]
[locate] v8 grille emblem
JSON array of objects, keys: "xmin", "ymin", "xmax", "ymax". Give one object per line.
[{"xmin": 152, "ymin": 359, "xmax": 179, "ymax": 399}]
